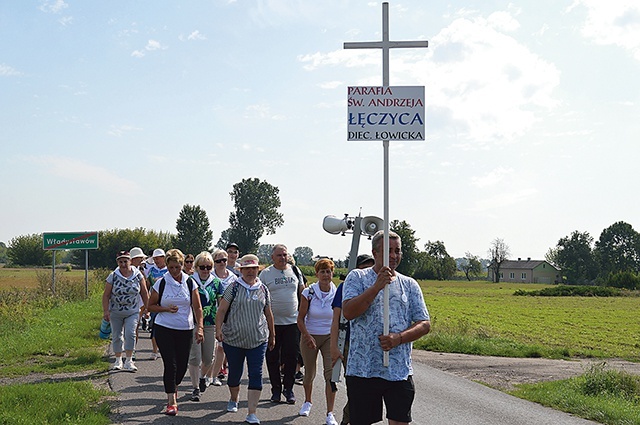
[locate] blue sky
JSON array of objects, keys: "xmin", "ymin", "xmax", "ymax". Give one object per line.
[{"xmin": 1, "ymin": 0, "xmax": 639, "ymax": 262}]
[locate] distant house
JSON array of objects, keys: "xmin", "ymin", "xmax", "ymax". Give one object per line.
[{"xmin": 488, "ymin": 258, "xmax": 562, "ymax": 284}]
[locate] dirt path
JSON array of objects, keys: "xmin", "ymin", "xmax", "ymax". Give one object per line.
[{"xmin": 412, "ymin": 350, "xmax": 640, "ymax": 391}]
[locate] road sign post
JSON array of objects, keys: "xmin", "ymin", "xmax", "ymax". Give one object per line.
[{"xmin": 43, "ymin": 231, "xmax": 99, "ymax": 296}]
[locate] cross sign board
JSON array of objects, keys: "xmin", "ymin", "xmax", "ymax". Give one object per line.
[
  {"xmin": 343, "ymin": 2, "xmax": 428, "ymax": 367},
  {"xmin": 348, "ymin": 86, "xmax": 425, "ymax": 141}
]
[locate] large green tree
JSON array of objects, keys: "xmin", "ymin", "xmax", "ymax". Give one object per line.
[
  {"xmin": 257, "ymin": 244, "xmax": 275, "ymax": 264},
  {"xmin": 594, "ymin": 221, "xmax": 640, "ymax": 276},
  {"xmin": 390, "ymin": 219, "xmax": 420, "ymax": 276},
  {"xmin": 424, "ymin": 240, "xmax": 456, "ymax": 280},
  {"xmin": 459, "ymin": 251, "xmax": 482, "ymax": 281},
  {"xmin": 173, "ymin": 204, "xmax": 213, "ymax": 256},
  {"xmin": 70, "ymin": 228, "xmax": 174, "ymax": 269},
  {"xmin": 488, "ymin": 237, "xmax": 510, "ymax": 282},
  {"xmin": 8, "ymin": 233, "xmax": 53, "ymax": 266},
  {"xmin": 217, "ymin": 178, "xmax": 284, "ymax": 254},
  {"xmin": 293, "ymin": 246, "xmax": 314, "ymax": 266},
  {"xmin": 0, "ymin": 241, "xmax": 7, "ymax": 264},
  {"xmin": 552, "ymin": 230, "xmax": 598, "ymax": 284}
]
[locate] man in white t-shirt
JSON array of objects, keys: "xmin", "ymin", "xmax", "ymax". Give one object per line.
[{"xmin": 259, "ymin": 244, "xmax": 305, "ymax": 405}]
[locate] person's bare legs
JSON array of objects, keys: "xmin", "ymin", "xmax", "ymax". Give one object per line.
[{"xmin": 229, "ymin": 385, "xmax": 240, "ymax": 402}]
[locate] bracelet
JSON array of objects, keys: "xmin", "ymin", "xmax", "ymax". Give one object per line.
[{"xmin": 398, "ymin": 332, "xmax": 403, "ymax": 345}]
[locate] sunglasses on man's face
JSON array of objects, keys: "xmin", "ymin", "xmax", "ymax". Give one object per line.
[
  {"xmin": 214, "ymin": 258, "xmax": 228, "ymax": 264},
  {"xmin": 199, "ymin": 265, "xmax": 213, "ymax": 271}
]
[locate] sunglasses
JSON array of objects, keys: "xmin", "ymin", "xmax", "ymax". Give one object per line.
[
  {"xmin": 199, "ymin": 265, "xmax": 213, "ymax": 270},
  {"xmin": 214, "ymin": 258, "xmax": 228, "ymax": 264},
  {"xmin": 185, "ymin": 260, "xmax": 194, "ymax": 263}
]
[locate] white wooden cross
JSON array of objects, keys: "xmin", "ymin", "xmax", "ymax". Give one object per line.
[{"xmin": 344, "ymin": 2, "xmax": 428, "ymax": 367}]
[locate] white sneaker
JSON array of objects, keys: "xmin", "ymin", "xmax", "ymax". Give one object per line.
[
  {"xmin": 111, "ymin": 358, "xmax": 123, "ymax": 370},
  {"xmin": 212, "ymin": 377, "xmax": 223, "ymax": 386},
  {"xmin": 299, "ymin": 401, "xmax": 312, "ymax": 416},
  {"xmin": 123, "ymin": 359, "xmax": 138, "ymax": 372},
  {"xmin": 151, "ymin": 352, "xmax": 160, "ymax": 360},
  {"xmin": 326, "ymin": 412, "xmax": 338, "ymax": 425}
]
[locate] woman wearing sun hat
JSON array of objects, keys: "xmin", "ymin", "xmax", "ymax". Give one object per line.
[
  {"xmin": 215, "ymin": 254, "xmax": 275, "ymax": 425},
  {"xmin": 102, "ymin": 250, "xmax": 149, "ymax": 372}
]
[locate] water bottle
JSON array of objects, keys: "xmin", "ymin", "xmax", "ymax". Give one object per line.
[{"xmin": 99, "ymin": 318, "xmax": 111, "ymax": 339}]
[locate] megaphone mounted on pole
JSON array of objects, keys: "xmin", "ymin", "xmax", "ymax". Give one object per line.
[
  {"xmin": 322, "ymin": 214, "xmax": 353, "ymax": 235},
  {"xmin": 360, "ymin": 216, "xmax": 384, "ymax": 237}
]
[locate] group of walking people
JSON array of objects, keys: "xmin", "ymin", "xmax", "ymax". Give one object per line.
[{"xmin": 102, "ymin": 232, "xmax": 431, "ymax": 425}]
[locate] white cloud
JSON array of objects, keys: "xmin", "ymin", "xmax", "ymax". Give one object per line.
[
  {"xmin": 298, "ymin": 50, "xmax": 373, "ymax": 71},
  {"xmin": 22, "ymin": 155, "xmax": 141, "ymax": 195},
  {"xmin": 145, "ymin": 39, "xmax": 166, "ymax": 51},
  {"xmin": 570, "ymin": 0, "xmax": 640, "ymax": 60},
  {"xmin": 472, "ymin": 187, "xmax": 538, "ymax": 212},
  {"xmin": 245, "ymin": 104, "xmax": 286, "ymax": 120},
  {"xmin": 422, "ymin": 12, "xmax": 560, "ymax": 143},
  {"xmin": 131, "ymin": 40, "xmax": 167, "ymax": 58},
  {"xmin": 471, "ymin": 167, "xmax": 514, "ymax": 188},
  {"xmin": 39, "ymin": 0, "xmax": 68, "ymax": 14},
  {"xmin": 299, "ymin": 9, "xmax": 560, "ymax": 145},
  {"xmin": 187, "ymin": 30, "xmax": 206, "ymax": 41},
  {"xmin": 59, "ymin": 16, "xmax": 73, "ymax": 26},
  {"xmin": 108, "ymin": 124, "xmax": 143, "ymax": 138},
  {"xmin": 319, "ymin": 81, "xmax": 342, "ymax": 89},
  {"xmin": 0, "ymin": 64, "xmax": 21, "ymax": 77}
]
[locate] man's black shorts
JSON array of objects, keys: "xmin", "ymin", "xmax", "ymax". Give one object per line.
[{"xmin": 346, "ymin": 375, "xmax": 415, "ymax": 424}]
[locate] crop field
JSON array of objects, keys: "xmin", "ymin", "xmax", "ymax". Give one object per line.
[
  {"xmin": 0, "ymin": 268, "xmax": 88, "ymax": 290},
  {"xmin": 421, "ymin": 280, "xmax": 640, "ymax": 360}
]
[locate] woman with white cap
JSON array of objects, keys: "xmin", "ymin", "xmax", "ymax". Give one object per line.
[
  {"xmin": 215, "ymin": 254, "xmax": 275, "ymax": 425},
  {"xmin": 102, "ymin": 250, "xmax": 150, "ymax": 372}
]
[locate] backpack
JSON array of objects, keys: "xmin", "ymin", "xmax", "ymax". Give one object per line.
[
  {"xmin": 291, "ymin": 265, "xmax": 307, "ymax": 309},
  {"xmin": 157, "ymin": 277, "xmax": 194, "ymax": 306}
]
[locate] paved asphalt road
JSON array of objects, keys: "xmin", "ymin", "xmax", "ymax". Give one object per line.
[{"xmin": 110, "ymin": 332, "xmax": 599, "ymax": 425}]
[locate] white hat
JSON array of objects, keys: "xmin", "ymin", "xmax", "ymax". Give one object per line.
[
  {"xmin": 152, "ymin": 248, "xmax": 165, "ymax": 258},
  {"xmin": 130, "ymin": 247, "xmax": 146, "ymax": 259},
  {"xmin": 237, "ymin": 254, "xmax": 260, "ymax": 268}
]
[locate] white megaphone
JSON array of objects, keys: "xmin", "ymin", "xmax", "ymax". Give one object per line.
[
  {"xmin": 322, "ymin": 215, "xmax": 350, "ymax": 235},
  {"xmin": 360, "ymin": 215, "xmax": 383, "ymax": 237}
]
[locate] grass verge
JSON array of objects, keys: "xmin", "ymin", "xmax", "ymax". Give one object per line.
[
  {"xmin": 0, "ymin": 271, "xmax": 112, "ymax": 424},
  {"xmin": 510, "ymin": 363, "xmax": 640, "ymax": 425},
  {"xmin": 0, "ymin": 380, "xmax": 113, "ymax": 425}
]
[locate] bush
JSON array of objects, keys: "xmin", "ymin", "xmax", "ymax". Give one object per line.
[
  {"xmin": 514, "ymin": 285, "xmax": 623, "ymax": 297},
  {"xmin": 606, "ymin": 271, "xmax": 640, "ymax": 290},
  {"xmin": 579, "ymin": 362, "xmax": 640, "ymax": 400}
]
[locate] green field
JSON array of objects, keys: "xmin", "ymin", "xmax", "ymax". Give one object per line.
[{"xmin": 421, "ymin": 280, "xmax": 640, "ymax": 360}]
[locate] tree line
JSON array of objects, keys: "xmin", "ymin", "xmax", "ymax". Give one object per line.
[
  {"xmin": 4, "ymin": 177, "xmax": 639, "ymax": 288},
  {"xmin": 545, "ymin": 221, "xmax": 640, "ymax": 288}
]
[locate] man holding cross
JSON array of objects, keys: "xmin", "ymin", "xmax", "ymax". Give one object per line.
[{"xmin": 342, "ymin": 230, "xmax": 430, "ymax": 425}]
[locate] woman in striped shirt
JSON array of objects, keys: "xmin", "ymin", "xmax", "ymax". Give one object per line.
[{"xmin": 215, "ymin": 254, "xmax": 276, "ymax": 425}]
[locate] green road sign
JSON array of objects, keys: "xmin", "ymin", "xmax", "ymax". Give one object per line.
[{"xmin": 43, "ymin": 232, "xmax": 99, "ymax": 250}]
